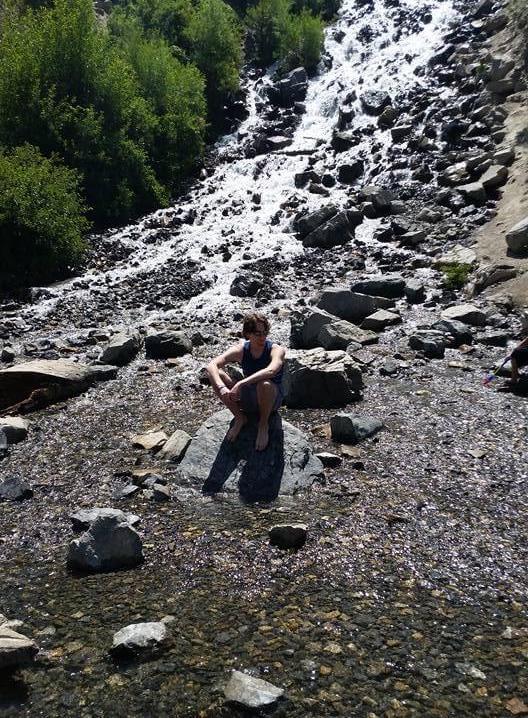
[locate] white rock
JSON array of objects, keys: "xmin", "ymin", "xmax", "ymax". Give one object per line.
[{"xmin": 224, "ymin": 670, "xmax": 284, "ymax": 709}]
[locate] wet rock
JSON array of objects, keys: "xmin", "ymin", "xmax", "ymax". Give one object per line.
[
  {"xmin": 318, "ymin": 319, "xmax": 378, "ymax": 349},
  {"xmin": 145, "ymin": 331, "xmax": 192, "ymax": 359},
  {"xmin": 378, "ymin": 105, "xmax": 399, "ymax": 127},
  {"xmin": 224, "ymin": 670, "xmax": 284, "ymax": 709},
  {"xmin": 302, "ymin": 211, "xmax": 358, "ymax": 249},
  {"xmin": 158, "ymin": 429, "xmax": 192, "ymax": 461},
  {"xmin": 264, "ymin": 136, "xmax": 292, "ymax": 152},
  {"xmin": 441, "ymin": 304, "xmax": 487, "ymax": 326},
  {"xmin": 267, "ymin": 67, "xmax": 308, "ymax": 107},
  {"xmin": 67, "ymin": 515, "xmax": 143, "ymax": 573},
  {"xmin": 152, "ymin": 484, "xmax": 171, "ymax": 501},
  {"xmin": 330, "ymin": 414, "xmax": 383, "ymax": 444},
  {"xmin": 316, "ymin": 452, "xmax": 342, "ymax": 467},
  {"xmin": 350, "ymin": 275, "xmax": 405, "ymax": 298},
  {"xmin": 269, "ymin": 523, "xmax": 307, "ymax": 549},
  {"xmin": 405, "ymin": 279, "xmax": 426, "ymax": 303},
  {"xmin": 331, "ymin": 129, "xmax": 360, "ymax": 152},
  {"xmin": 283, "ymin": 348, "xmax": 363, "ymax": 408},
  {"xmin": 294, "ymin": 205, "xmax": 338, "ymax": 238},
  {"xmin": 132, "ymin": 430, "xmax": 168, "ymax": 452},
  {"xmin": 0, "ymin": 416, "xmax": 29, "ymax": 444},
  {"xmin": 400, "ymin": 229, "xmax": 426, "ymax": 246},
  {"xmin": 295, "ymin": 170, "xmax": 320, "ymax": 188},
  {"xmin": 506, "ymin": 216, "xmax": 528, "ymax": 254},
  {"xmin": 359, "ymin": 185, "xmax": 394, "ymax": 213},
  {"xmin": 70, "ymin": 507, "xmax": 141, "ymax": 533},
  {"xmin": 99, "ymin": 332, "xmax": 141, "ymax": 366},
  {"xmin": 408, "ymin": 330, "xmax": 447, "ymax": 358},
  {"xmin": 0, "ymin": 624, "xmax": 38, "ymax": 671},
  {"xmin": 0, "ymin": 359, "xmax": 116, "ymax": 413},
  {"xmin": 1, "ymin": 346, "xmax": 16, "ymax": 363},
  {"xmin": 391, "ymin": 124, "xmax": 412, "ymax": 142},
  {"xmin": 110, "ymin": 622, "xmax": 169, "ymax": 660},
  {"xmin": 179, "ymin": 409, "xmax": 324, "ymax": 496},
  {"xmin": 290, "ymin": 308, "xmax": 335, "ymax": 349},
  {"xmin": 360, "ymin": 90, "xmax": 391, "ymax": 115},
  {"xmin": 317, "ymin": 288, "xmax": 394, "ymax": 323},
  {"xmin": 0, "ymin": 475, "xmax": 33, "ymax": 501},
  {"xmin": 432, "ymin": 319, "xmax": 473, "ymax": 347},
  {"xmin": 230, "ymin": 271, "xmax": 265, "ymax": 297},
  {"xmin": 338, "ymin": 161, "xmax": 364, "ymax": 184},
  {"xmin": 361, "ymin": 309, "xmax": 401, "ymax": 331}
]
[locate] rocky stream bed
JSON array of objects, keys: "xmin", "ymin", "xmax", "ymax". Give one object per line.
[{"xmin": 1, "ymin": 0, "xmax": 528, "ymax": 715}]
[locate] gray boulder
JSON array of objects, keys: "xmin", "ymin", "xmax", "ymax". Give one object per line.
[
  {"xmin": 480, "ymin": 164, "xmax": 508, "ymax": 191},
  {"xmin": 67, "ymin": 515, "xmax": 143, "ymax": 572},
  {"xmin": 405, "ymin": 279, "xmax": 426, "ymax": 303},
  {"xmin": 0, "ymin": 624, "xmax": 38, "ymax": 671},
  {"xmin": 432, "ymin": 319, "xmax": 473, "ymax": 347},
  {"xmin": 330, "ymin": 414, "xmax": 383, "ymax": 444},
  {"xmin": 359, "ymin": 185, "xmax": 394, "ymax": 213},
  {"xmin": 0, "ymin": 416, "xmax": 29, "ymax": 444},
  {"xmin": 179, "ymin": 410, "xmax": 324, "ymax": 498},
  {"xmin": 350, "ymin": 275, "xmax": 405, "ymax": 298},
  {"xmin": 159, "ymin": 429, "xmax": 192, "ymax": 461},
  {"xmin": 408, "ymin": 330, "xmax": 447, "ymax": 358},
  {"xmin": 470, "ymin": 263, "xmax": 517, "ymax": 294},
  {"xmin": 441, "ymin": 304, "xmax": 487, "ymax": 326},
  {"xmin": 290, "ymin": 308, "xmax": 335, "ymax": 349},
  {"xmin": 110, "ymin": 622, "xmax": 169, "ymax": 660},
  {"xmin": 70, "ymin": 507, "xmax": 141, "ymax": 533},
  {"xmin": 458, "ymin": 183, "xmax": 487, "ymax": 205},
  {"xmin": 302, "ymin": 211, "xmax": 358, "ymax": 249},
  {"xmin": 294, "ymin": 205, "xmax": 338, "ymax": 238},
  {"xmin": 338, "ymin": 161, "xmax": 364, "ymax": 184},
  {"xmin": 283, "ymin": 348, "xmax": 363, "ymax": 408},
  {"xmin": 224, "ymin": 670, "xmax": 284, "ymax": 709},
  {"xmin": 269, "ymin": 524, "xmax": 307, "ymax": 550},
  {"xmin": 318, "ymin": 320, "xmax": 378, "ymax": 349},
  {"xmin": 99, "ymin": 332, "xmax": 141, "ymax": 366},
  {"xmin": 145, "ymin": 331, "xmax": 192, "ymax": 359},
  {"xmin": 267, "ymin": 67, "xmax": 308, "ymax": 107},
  {"xmin": 361, "ymin": 309, "xmax": 401, "ymax": 331},
  {"xmin": 317, "ymin": 288, "xmax": 394, "ymax": 323},
  {"xmin": 229, "ymin": 271, "xmax": 265, "ymax": 297},
  {"xmin": 0, "ymin": 475, "xmax": 33, "ymax": 501},
  {"xmin": 506, "ymin": 216, "xmax": 528, "ymax": 254}
]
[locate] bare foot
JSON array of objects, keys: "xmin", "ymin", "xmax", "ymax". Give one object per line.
[
  {"xmin": 226, "ymin": 415, "xmax": 247, "ymax": 442},
  {"xmin": 255, "ymin": 423, "xmax": 269, "ymax": 451}
]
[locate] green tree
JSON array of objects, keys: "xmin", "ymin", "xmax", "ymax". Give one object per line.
[
  {"xmin": 246, "ymin": 0, "xmax": 291, "ymax": 67},
  {"xmin": 109, "ymin": 0, "xmax": 193, "ymax": 50},
  {"xmin": 283, "ymin": 9, "xmax": 323, "ymax": 71},
  {"xmin": 0, "ymin": 145, "xmax": 89, "ymax": 288},
  {"xmin": 187, "ymin": 0, "xmax": 243, "ymax": 109}
]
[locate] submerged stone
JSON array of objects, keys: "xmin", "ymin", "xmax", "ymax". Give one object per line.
[
  {"xmin": 224, "ymin": 670, "xmax": 285, "ymax": 709},
  {"xmin": 110, "ymin": 622, "xmax": 168, "ymax": 660}
]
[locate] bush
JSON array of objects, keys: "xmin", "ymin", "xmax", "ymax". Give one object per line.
[
  {"xmin": 112, "ymin": 0, "xmax": 194, "ymax": 48},
  {"xmin": 246, "ymin": 0, "xmax": 323, "ymax": 70},
  {"xmin": 0, "ymin": 145, "xmax": 89, "ymax": 288},
  {"xmin": 0, "ymin": 0, "xmax": 206, "ymax": 224},
  {"xmin": 186, "ymin": 0, "xmax": 243, "ymax": 109},
  {"xmin": 439, "ymin": 262, "xmax": 472, "ymax": 290}
]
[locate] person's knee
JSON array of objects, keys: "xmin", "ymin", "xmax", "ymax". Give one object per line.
[{"xmin": 256, "ymin": 380, "xmax": 274, "ymax": 394}]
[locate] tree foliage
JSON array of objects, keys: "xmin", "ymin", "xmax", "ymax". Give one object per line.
[{"xmin": 0, "ymin": 145, "xmax": 89, "ymax": 288}]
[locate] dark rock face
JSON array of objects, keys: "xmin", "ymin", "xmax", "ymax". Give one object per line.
[
  {"xmin": 229, "ymin": 272, "xmax": 265, "ymax": 297},
  {"xmin": 267, "ymin": 67, "xmax": 308, "ymax": 108},
  {"xmin": 283, "ymin": 348, "xmax": 363, "ymax": 408},
  {"xmin": 294, "ymin": 205, "xmax": 338, "ymax": 239},
  {"xmin": 67, "ymin": 515, "xmax": 144, "ymax": 573},
  {"xmin": 330, "ymin": 414, "xmax": 383, "ymax": 444},
  {"xmin": 0, "ymin": 475, "xmax": 33, "ymax": 501},
  {"xmin": 69, "ymin": 507, "xmax": 141, "ymax": 533},
  {"xmin": 349, "ymin": 275, "xmax": 405, "ymax": 299},
  {"xmin": 268, "ymin": 523, "xmax": 307, "ymax": 550},
  {"xmin": 179, "ymin": 410, "xmax": 324, "ymax": 500},
  {"xmin": 145, "ymin": 331, "xmax": 192, "ymax": 359},
  {"xmin": 432, "ymin": 319, "xmax": 473, "ymax": 347},
  {"xmin": 302, "ymin": 211, "xmax": 358, "ymax": 249},
  {"xmin": 317, "ymin": 289, "xmax": 394, "ymax": 324},
  {"xmin": 99, "ymin": 332, "xmax": 141, "ymax": 366},
  {"xmin": 408, "ymin": 331, "xmax": 447, "ymax": 358},
  {"xmin": 360, "ymin": 90, "xmax": 391, "ymax": 115}
]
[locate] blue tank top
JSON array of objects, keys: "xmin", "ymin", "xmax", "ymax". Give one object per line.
[{"xmin": 241, "ymin": 339, "xmax": 283, "ymax": 387}]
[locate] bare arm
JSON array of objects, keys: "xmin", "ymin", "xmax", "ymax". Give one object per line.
[
  {"xmin": 206, "ymin": 342, "xmax": 244, "ymax": 393},
  {"xmin": 235, "ymin": 344, "xmax": 286, "ymax": 389},
  {"xmin": 517, "ymin": 336, "xmax": 528, "ymax": 350}
]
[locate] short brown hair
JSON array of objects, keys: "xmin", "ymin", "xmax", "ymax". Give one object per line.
[{"xmin": 242, "ymin": 312, "xmax": 270, "ymax": 339}]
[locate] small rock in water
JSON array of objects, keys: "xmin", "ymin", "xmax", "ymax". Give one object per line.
[
  {"xmin": 0, "ymin": 624, "xmax": 38, "ymax": 671},
  {"xmin": 158, "ymin": 430, "xmax": 192, "ymax": 462},
  {"xmin": 0, "ymin": 416, "xmax": 29, "ymax": 444},
  {"xmin": 223, "ymin": 670, "xmax": 285, "ymax": 709},
  {"xmin": 0, "ymin": 475, "xmax": 33, "ymax": 501},
  {"xmin": 132, "ymin": 430, "xmax": 168, "ymax": 452},
  {"xmin": 67, "ymin": 515, "xmax": 143, "ymax": 573},
  {"xmin": 269, "ymin": 523, "xmax": 308, "ymax": 550},
  {"xmin": 316, "ymin": 452, "xmax": 342, "ymax": 468},
  {"xmin": 330, "ymin": 414, "xmax": 383, "ymax": 444},
  {"xmin": 69, "ymin": 507, "xmax": 141, "ymax": 533},
  {"xmin": 110, "ymin": 621, "xmax": 169, "ymax": 660}
]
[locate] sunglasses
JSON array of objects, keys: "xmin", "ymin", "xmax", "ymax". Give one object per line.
[{"xmin": 251, "ymin": 330, "xmax": 267, "ymax": 337}]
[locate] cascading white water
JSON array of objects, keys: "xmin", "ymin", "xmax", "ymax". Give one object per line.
[{"xmin": 23, "ymin": 0, "xmax": 458, "ymax": 328}]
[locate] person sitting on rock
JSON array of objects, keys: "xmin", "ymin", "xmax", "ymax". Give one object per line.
[
  {"xmin": 510, "ymin": 334, "xmax": 528, "ymax": 384},
  {"xmin": 206, "ymin": 312, "xmax": 285, "ymax": 451}
]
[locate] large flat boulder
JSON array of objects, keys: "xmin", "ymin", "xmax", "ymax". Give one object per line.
[
  {"xmin": 317, "ymin": 288, "xmax": 394, "ymax": 323},
  {"xmin": 0, "ymin": 359, "xmax": 117, "ymax": 413},
  {"xmin": 349, "ymin": 274, "xmax": 405, "ymax": 298},
  {"xmin": 441, "ymin": 304, "xmax": 487, "ymax": 326},
  {"xmin": 179, "ymin": 410, "xmax": 323, "ymax": 499},
  {"xmin": 318, "ymin": 320, "xmax": 377, "ymax": 348},
  {"xmin": 283, "ymin": 348, "xmax": 363, "ymax": 408},
  {"xmin": 290, "ymin": 309, "xmax": 336, "ymax": 349}
]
